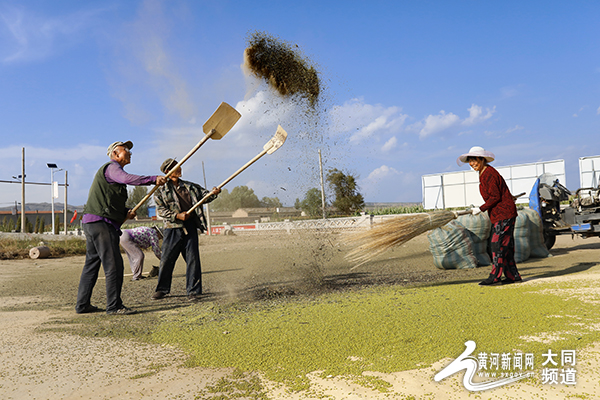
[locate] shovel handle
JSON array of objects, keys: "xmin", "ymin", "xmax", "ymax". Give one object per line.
[
  {"xmin": 185, "ymin": 148, "xmax": 269, "ymax": 215},
  {"xmin": 131, "ymin": 130, "xmax": 215, "ymax": 214}
]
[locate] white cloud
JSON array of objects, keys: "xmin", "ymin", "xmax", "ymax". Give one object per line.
[
  {"xmin": 410, "ymin": 104, "xmax": 496, "ymax": 138},
  {"xmin": 0, "ymin": 5, "xmax": 102, "ymax": 63},
  {"xmin": 462, "ymin": 104, "xmax": 496, "ymax": 126},
  {"xmin": 381, "ymin": 136, "xmax": 398, "ymax": 152},
  {"xmin": 108, "ymin": 0, "xmax": 196, "ymax": 123},
  {"xmin": 0, "ymin": 144, "xmax": 108, "ymax": 208},
  {"xmin": 596, "ymin": 106, "xmax": 600, "ymax": 115},
  {"xmin": 366, "ymin": 165, "xmax": 400, "ymax": 181},
  {"xmin": 500, "ymin": 85, "xmax": 521, "ymax": 99},
  {"xmin": 358, "ymin": 165, "xmax": 420, "ymax": 201},
  {"xmin": 329, "ymin": 98, "xmax": 408, "ymax": 143},
  {"xmin": 416, "ymin": 111, "xmax": 460, "ymax": 138},
  {"xmin": 506, "ymin": 125, "xmax": 524, "ymax": 133}
]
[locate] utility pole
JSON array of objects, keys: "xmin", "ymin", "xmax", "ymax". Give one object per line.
[
  {"xmin": 64, "ymin": 170, "xmax": 68, "ymax": 235},
  {"xmin": 318, "ymin": 149, "xmax": 326, "ymax": 219},
  {"xmin": 21, "ymin": 148, "xmax": 25, "ymax": 232},
  {"xmin": 47, "ymin": 163, "xmax": 62, "ymax": 234}
]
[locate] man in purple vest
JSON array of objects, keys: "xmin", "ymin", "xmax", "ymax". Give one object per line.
[{"xmin": 75, "ymin": 141, "xmax": 166, "ymax": 315}]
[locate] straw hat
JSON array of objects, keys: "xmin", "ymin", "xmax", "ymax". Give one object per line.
[{"xmin": 457, "ymin": 146, "xmax": 495, "ymax": 165}]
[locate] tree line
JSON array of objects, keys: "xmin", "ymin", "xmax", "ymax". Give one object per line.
[
  {"xmin": 0, "ymin": 215, "xmax": 62, "ymax": 233},
  {"xmin": 124, "ymin": 167, "xmax": 365, "ymax": 217}
]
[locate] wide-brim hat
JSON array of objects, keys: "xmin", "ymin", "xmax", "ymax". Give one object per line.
[
  {"xmin": 457, "ymin": 146, "xmax": 495, "ymax": 165},
  {"xmin": 107, "ymin": 141, "xmax": 133, "ymax": 156},
  {"xmin": 160, "ymin": 158, "xmax": 178, "ymax": 174}
]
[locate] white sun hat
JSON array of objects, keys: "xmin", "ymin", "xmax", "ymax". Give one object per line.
[{"xmin": 457, "ymin": 146, "xmax": 495, "ymax": 165}]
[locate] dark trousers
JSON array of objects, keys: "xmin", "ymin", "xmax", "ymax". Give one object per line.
[
  {"xmin": 489, "ymin": 218, "xmax": 521, "ymax": 281},
  {"xmin": 76, "ymin": 221, "xmax": 124, "ymax": 313},
  {"xmin": 155, "ymin": 221, "xmax": 202, "ymax": 296}
]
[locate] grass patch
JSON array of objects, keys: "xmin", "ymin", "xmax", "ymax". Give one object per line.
[
  {"xmin": 198, "ymin": 369, "xmax": 269, "ymax": 399},
  {"xmin": 150, "ymin": 280, "xmax": 600, "ymax": 392},
  {"xmin": 0, "ymin": 237, "xmax": 86, "ymax": 259}
]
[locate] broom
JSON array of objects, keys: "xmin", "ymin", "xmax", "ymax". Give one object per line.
[{"xmin": 345, "ymin": 209, "xmax": 473, "ymax": 267}]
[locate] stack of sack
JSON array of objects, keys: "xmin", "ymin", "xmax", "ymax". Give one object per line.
[{"xmin": 427, "ymin": 208, "xmax": 550, "ymax": 270}]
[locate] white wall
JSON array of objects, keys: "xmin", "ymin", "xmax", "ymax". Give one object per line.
[
  {"xmin": 579, "ymin": 156, "xmax": 600, "ymax": 188},
  {"xmin": 422, "ymin": 160, "xmax": 566, "ymax": 209}
]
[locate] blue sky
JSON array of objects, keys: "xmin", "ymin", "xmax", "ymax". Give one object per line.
[{"xmin": 1, "ymin": 1, "xmax": 600, "ymax": 208}]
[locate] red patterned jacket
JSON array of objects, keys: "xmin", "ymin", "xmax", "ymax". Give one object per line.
[{"xmin": 478, "ymin": 165, "xmax": 517, "ymax": 224}]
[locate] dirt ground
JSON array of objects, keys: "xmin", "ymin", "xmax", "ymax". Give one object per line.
[{"xmin": 1, "ymin": 231, "xmax": 600, "ymax": 399}]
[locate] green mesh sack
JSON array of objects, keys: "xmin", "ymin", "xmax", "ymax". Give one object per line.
[
  {"xmin": 520, "ymin": 208, "xmax": 551, "ymax": 258},
  {"xmin": 513, "ymin": 210, "xmax": 531, "ymax": 263},
  {"xmin": 428, "ymin": 220, "xmax": 478, "ymax": 270},
  {"xmin": 455, "ymin": 213, "xmax": 492, "ymax": 266}
]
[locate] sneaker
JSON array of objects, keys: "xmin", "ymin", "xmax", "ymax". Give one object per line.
[
  {"xmin": 76, "ymin": 304, "xmax": 101, "ymax": 314},
  {"xmin": 149, "ymin": 266, "xmax": 159, "ymax": 278},
  {"xmin": 131, "ymin": 276, "xmax": 146, "ymax": 281},
  {"xmin": 152, "ymin": 291, "xmax": 166, "ymax": 300},
  {"xmin": 107, "ymin": 306, "xmax": 137, "ymax": 315}
]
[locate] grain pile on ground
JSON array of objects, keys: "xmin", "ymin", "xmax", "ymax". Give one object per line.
[
  {"xmin": 244, "ymin": 31, "xmax": 320, "ymax": 106},
  {"xmin": 2, "ymin": 233, "xmax": 600, "ymax": 399}
]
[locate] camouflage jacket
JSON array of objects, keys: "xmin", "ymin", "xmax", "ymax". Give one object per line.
[{"xmin": 154, "ymin": 179, "xmax": 217, "ymax": 231}]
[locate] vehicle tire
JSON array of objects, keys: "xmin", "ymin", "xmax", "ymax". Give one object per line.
[{"xmin": 543, "ymin": 230, "xmax": 556, "ymax": 250}]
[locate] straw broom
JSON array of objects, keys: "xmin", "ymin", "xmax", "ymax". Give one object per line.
[{"xmin": 345, "ymin": 209, "xmax": 473, "ymax": 267}]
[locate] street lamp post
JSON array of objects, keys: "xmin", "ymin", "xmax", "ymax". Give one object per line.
[{"xmin": 47, "ymin": 163, "xmax": 62, "ymax": 235}]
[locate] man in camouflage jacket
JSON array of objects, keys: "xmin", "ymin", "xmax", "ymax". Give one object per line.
[{"xmin": 152, "ymin": 158, "xmax": 220, "ymax": 300}]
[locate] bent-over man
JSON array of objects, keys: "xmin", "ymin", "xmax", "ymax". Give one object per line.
[{"xmin": 120, "ymin": 226, "xmax": 163, "ymax": 281}]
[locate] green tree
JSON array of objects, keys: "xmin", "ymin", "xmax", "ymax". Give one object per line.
[
  {"xmin": 54, "ymin": 215, "xmax": 60, "ymax": 234},
  {"xmin": 34, "ymin": 215, "xmax": 41, "ymax": 233},
  {"xmin": 16, "ymin": 216, "xmax": 21, "ymax": 232},
  {"xmin": 294, "ymin": 198, "xmax": 301, "ymax": 210},
  {"xmin": 7, "ymin": 218, "xmax": 15, "ymax": 232},
  {"xmin": 39, "ymin": 218, "xmax": 45, "ymax": 233},
  {"xmin": 211, "ymin": 186, "xmax": 261, "ymax": 211},
  {"xmin": 126, "ymin": 186, "xmax": 149, "ymax": 217},
  {"xmin": 260, "ymin": 196, "xmax": 282, "ymax": 209},
  {"xmin": 326, "ymin": 168, "xmax": 365, "ymax": 215},
  {"xmin": 299, "ymin": 188, "xmax": 324, "ymax": 218},
  {"xmin": 26, "ymin": 217, "xmax": 33, "ymax": 233}
]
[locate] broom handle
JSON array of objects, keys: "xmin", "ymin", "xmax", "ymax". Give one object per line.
[
  {"xmin": 131, "ymin": 130, "xmax": 215, "ymax": 214},
  {"xmin": 185, "ymin": 148, "xmax": 269, "ymax": 215},
  {"xmin": 454, "ymin": 209, "xmax": 473, "ymax": 217}
]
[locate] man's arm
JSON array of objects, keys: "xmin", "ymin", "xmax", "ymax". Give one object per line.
[{"xmin": 105, "ymin": 161, "xmax": 157, "ymax": 186}]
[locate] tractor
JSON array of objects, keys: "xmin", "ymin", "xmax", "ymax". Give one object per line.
[{"xmin": 530, "ymin": 172, "xmax": 600, "ymax": 249}]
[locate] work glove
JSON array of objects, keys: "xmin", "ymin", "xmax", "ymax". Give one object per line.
[{"xmin": 471, "ymin": 207, "xmax": 481, "ymax": 216}]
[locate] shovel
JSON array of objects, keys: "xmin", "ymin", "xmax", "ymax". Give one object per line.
[
  {"xmin": 131, "ymin": 102, "xmax": 241, "ymax": 214},
  {"xmin": 185, "ymin": 125, "xmax": 288, "ymax": 215}
]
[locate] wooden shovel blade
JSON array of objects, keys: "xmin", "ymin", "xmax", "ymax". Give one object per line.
[
  {"xmin": 203, "ymin": 102, "xmax": 241, "ymax": 139},
  {"xmin": 263, "ymin": 125, "xmax": 287, "ymax": 154}
]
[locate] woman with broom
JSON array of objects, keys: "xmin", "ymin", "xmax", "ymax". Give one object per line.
[{"xmin": 457, "ymin": 146, "xmax": 522, "ymax": 286}]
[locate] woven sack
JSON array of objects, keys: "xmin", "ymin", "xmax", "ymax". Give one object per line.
[
  {"xmin": 513, "ymin": 210, "xmax": 531, "ymax": 262},
  {"xmin": 455, "ymin": 213, "xmax": 492, "ymax": 266},
  {"xmin": 520, "ymin": 208, "xmax": 551, "ymax": 258},
  {"xmin": 428, "ymin": 220, "xmax": 478, "ymax": 270}
]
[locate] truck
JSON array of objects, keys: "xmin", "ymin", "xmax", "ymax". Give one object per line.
[{"xmin": 530, "ymin": 172, "xmax": 600, "ymax": 249}]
